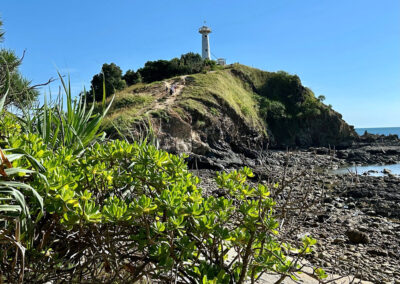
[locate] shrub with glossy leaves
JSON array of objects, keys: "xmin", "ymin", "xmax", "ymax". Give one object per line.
[{"xmin": 0, "ymin": 112, "xmax": 325, "ymax": 283}]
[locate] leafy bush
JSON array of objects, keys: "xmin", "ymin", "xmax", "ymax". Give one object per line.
[
  {"xmin": 299, "ymin": 96, "xmax": 322, "ymax": 118},
  {"xmin": 259, "ymin": 71, "xmax": 305, "ymax": 114},
  {"xmin": 259, "ymin": 98, "xmax": 287, "ymax": 120},
  {"xmin": 0, "ymin": 73, "xmax": 325, "ymax": 283},
  {"xmin": 0, "ymin": 112, "xmax": 325, "ymax": 282},
  {"xmin": 0, "ymin": 79, "xmax": 44, "ymax": 283},
  {"xmin": 179, "ymin": 52, "xmax": 204, "ymax": 74}
]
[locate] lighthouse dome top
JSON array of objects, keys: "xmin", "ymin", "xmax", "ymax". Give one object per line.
[{"xmin": 199, "ymin": 25, "xmax": 211, "ymax": 34}]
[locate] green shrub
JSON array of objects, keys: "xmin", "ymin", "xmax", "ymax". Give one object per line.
[
  {"xmin": 0, "ymin": 73, "xmax": 325, "ymax": 282},
  {"xmin": 0, "ymin": 94, "xmax": 45, "ymax": 283},
  {"xmin": 0, "ymin": 114, "xmax": 324, "ymax": 282},
  {"xmin": 259, "ymin": 98, "xmax": 287, "ymax": 120},
  {"xmin": 299, "ymin": 97, "xmax": 322, "ymax": 118}
]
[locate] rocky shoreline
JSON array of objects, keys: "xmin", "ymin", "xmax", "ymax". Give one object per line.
[{"xmin": 190, "ymin": 133, "xmax": 400, "ymax": 283}]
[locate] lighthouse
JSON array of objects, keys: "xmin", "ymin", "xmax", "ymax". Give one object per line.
[{"xmin": 198, "ymin": 24, "xmax": 211, "ymax": 60}]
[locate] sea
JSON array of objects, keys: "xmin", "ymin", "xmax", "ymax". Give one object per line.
[
  {"xmin": 334, "ymin": 127, "xmax": 400, "ymax": 176},
  {"xmin": 355, "ymin": 127, "xmax": 400, "ymax": 137}
]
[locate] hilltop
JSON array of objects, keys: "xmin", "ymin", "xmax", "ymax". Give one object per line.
[{"xmin": 101, "ymin": 64, "xmax": 357, "ymax": 168}]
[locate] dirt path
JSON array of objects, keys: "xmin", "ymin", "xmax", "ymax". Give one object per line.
[
  {"xmin": 131, "ymin": 76, "xmax": 187, "ymax": 118},
  {"xmin": 148, "ymin": 75, "xmax": 187, "ymax": 114}
]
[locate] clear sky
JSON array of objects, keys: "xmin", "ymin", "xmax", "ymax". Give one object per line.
[{"xmin": 1, "ymin": 0, "xmax": 399, "ymax": 127}]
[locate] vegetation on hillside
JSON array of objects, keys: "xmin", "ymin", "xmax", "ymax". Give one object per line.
[
  {"xmin": 177, "ymin": 69, "xmax": 264, "ymax": 129},
  {"xmin": 103, "ymin": 63, "xmax": 355, "ymax": 148},
  {"xmin": 87, "ymin": 52, "xmax": 218, "ymax": 102},
  {"xmin": 138, "ymin": 52, "xmax": 216, "ymax": 83}
]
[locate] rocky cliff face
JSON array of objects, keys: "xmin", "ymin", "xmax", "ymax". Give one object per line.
[{"xmin": 103, "ymin": 64, "xmax": 357, "ymax": 168}]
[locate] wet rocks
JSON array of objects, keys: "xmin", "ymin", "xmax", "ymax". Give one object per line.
[
  {"xmin": 383, "ymin": 168, "xmax": 392, "ymax": 175},
  {"xmin": 339, "ymin": 134, "xmax": 400, "ymax": 165},
  {"xmin": 197, "ymin": 163, "xmax": 400, "ymax": 282},
  {"xmin": 191, "ymin": 134, "xmax": 400, "ymax": 283}
]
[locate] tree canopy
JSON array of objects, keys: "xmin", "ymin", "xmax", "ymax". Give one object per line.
[
  {"xmin": 87, "ymin": 63, "xmax": 126, "ymax": 101},
  {"xmin": 137, "ymin": 52, "xmax": 216, "ymax": 83},
  {"xmin": 86, "ymin": 53, "xmax": 217, "ymax": 101},
  {"xmin": 122, "ymin": 69, "xmax": 141, "ymax": 86}
]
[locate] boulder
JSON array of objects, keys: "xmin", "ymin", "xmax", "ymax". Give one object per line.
[{"xmin": 345, "ymin": 229, "xmax": 370, "ymax": 244}]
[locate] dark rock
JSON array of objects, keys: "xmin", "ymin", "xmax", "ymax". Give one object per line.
[
  {"xmin": 367, "ymin": 248, "xmax": 388, "ymax": 257},
  {"xmin": 309, "ymin": 147, "xmax": 329, "ymax": 155},
  {"xmin": 317, "ymin": 214, "xmax": 329, "ymax": 223},
  {"xmin": 346, "ymin": 229, "xmax": 370, "ymax": 244},
  {"xmin": 383, "ymin": 168, "xmax": 392, "ymax": 175},
  {"xmin": 333, "ymin": 238, "xmax": 345, "ymax": 244}
]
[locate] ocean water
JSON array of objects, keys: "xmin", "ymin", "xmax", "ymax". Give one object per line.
[
  {"xmin": 333, "ymin": 127, "xmax": 400, "ymax": 175},
  {"xmin": 333, "ymin": 163, "xmax": 400, "ymax": 176},
  {"xmin": 355, "ymin": 127, "xmax": 400, "ymax": 137}
]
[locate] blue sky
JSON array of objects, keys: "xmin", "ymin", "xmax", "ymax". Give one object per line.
[{"xmin": 1, "ymin": 0, "xmax": 399, "ymax": 127}]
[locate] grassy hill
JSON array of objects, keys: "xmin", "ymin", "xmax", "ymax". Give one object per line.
[{"xmin": 100, "ymin": 64, "xmax": 356, "ymax": 157}]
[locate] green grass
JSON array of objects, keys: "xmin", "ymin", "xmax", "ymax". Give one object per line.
[
  {"xmin": 110, "ymin": 93, "xmax": 154, "ymax": 112},
  {"xmin": 177, "ymin": 69, "xmax": 265, "ymax": 130},
  {"xmin": 229, "ymin": 63, "xmax": 272, "ymax": 90},
  {"xmin": 102, "ymin": 65, "xmax": 271, "ymax": 136},
  {"xmin": 101, "ymin": 63, "xmax": 339, "ymax": 144},
  {"xmin": 99, "ymin": 85, "xmax": 157, "ymax": 133}
]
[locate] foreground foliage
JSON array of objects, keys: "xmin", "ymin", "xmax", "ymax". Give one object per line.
[
  {"xmin": 1, "ymin": 82, "xmax": 326, "ymax": 283},
  {"xmin": 1, "ymin": 126, "xmax": 324, "ymax": 282}
]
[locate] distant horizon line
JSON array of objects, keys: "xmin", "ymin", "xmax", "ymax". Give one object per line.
[{"xmin": 355, "ymin": 126, "xmax": 400, "ymax": 129}]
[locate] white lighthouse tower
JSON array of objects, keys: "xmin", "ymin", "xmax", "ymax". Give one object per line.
[{"xmin": 199, "ymin": 24, "xmax": 211, "ymax": 60}]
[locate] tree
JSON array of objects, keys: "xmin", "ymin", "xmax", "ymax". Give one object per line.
[
  {"xmin": 0, "ymin": 18, "xmax": 4, "ymax": 42},
  {"xmin": 0, "ymin": 18, "xmax": 38, "ymax": 109},
  {"xmin": 137, "ymin": 59, "xmax": 177, "ymax": 83},
  {"xmin": 137, "ymin": 53, "xmax": 215, "ymax": 83},
  {"xmin": 122, "ymin": 69, "xmax": 141, "ymax": 86},
  {"xmin": 88, "ymin": 63, "xmax": 126, "ymax": 101},
  {"xmin": 179, "ymin": 52, "xmax": 203, "ymax": 74}
]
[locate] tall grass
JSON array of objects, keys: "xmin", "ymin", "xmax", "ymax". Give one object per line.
[
  {"xmin": 1, "ymin": 71, "xmax": 113, "ymax": 283},
  {"xmin": 19, "ymin": 72, "xmax": 114, "ymax": 152}
]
